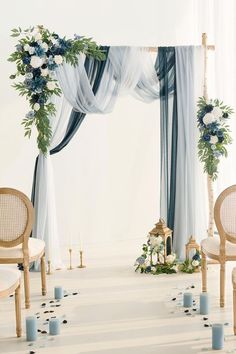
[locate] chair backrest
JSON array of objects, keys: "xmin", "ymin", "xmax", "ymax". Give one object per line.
[
  {"xmin": 0, "ymin": 188, "xmax": 34, "ymax": 248},
  {"xmin": 214, "ymin": 185, "xmax": 236, "ymax": 244}
]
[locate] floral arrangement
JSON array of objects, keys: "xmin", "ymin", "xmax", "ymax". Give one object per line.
[
  {"xmin": 197, "ymin": 97, "xmax": 234, "ymax": 180},
  {"xmin": 8, "ymin": 26, "xmax": 105, "ymax": 154},
  {"xmin": 135, "ymin": 236, "xmax": 201, "ymax": 275},
  {"xmin": 180, "ymin": 251, "xmax": 201, "ymax": 274},
  {"xmin": 134, "ymin": 235, "xmax": 178, "ymax": 274}
]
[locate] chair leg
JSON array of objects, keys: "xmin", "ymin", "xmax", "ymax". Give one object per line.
[
  {"xmin": 41, "ymin": 253, "xmax": 47, "ymax": 296},
  {"xmin": 220, "ymin": 262, "xmax": 225, "ymax": 308},
  {"xmin": 201, "ymin": 252, "xmax": 207, "ymax": 292},
  {"xmin": 233, "ymin": 284, "xmax": 236, "ymax": 335},
  {"xmin": 23, "ymin": 263, "xmax": 30, "ymax": 309},
  {"xmin": 15, "ymin": 284, "xmax": 22, "ymax": 337}
]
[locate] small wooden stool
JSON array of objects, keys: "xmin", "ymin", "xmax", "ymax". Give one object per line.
[
  {"xmin": 232, "ymin": 268, "xmax": 236, "ymax": 335},
  {"xmin": 0, "ymin": 268, "xmax": 22, "ymax": 337}
]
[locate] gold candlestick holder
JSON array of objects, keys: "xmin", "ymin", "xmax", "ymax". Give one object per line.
[
  {"xmin": 68, "ymin": 248, "xmax": 73, "ymax": 270},
  {"xmin": 78, "ymin": 250, "xmax": 86, "ymax": 268},
  {"xmin": 47, "ymin": 260, "xmax": 52, "ymax": 275}
]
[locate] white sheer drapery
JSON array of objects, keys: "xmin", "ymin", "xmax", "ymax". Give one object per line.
[{"xmin": 173, "ymin": 46, "xmax": 207, "ymax": 259}]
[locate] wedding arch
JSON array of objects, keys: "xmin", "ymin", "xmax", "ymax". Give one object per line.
[{"xmin": 9, "ymin": 26, "xmax": 213, "ymax": 269}]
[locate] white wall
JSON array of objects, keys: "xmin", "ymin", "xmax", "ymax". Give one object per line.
[{"xmin": 0, "ymin": 0, "xmax": 215, "ymax": 253}]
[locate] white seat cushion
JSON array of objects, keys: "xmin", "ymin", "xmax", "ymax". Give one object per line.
[
  {"xmin": 0, "ymin": 267, "xmax": 21, "ymax": 294},
  {"xmin": 201, "ymin": 236, "xmax": 236, "ymax": 257},
  {"xmin": 0, "ymin": 238, "xmax": 45, "ymax": 260}
]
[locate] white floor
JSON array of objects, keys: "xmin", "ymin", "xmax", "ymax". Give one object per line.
[{"xmin": 1, "ymin": 246, "xmax": 236, "ymax": 354}]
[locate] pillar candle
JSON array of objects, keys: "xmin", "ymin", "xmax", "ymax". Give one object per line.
[
  {"xmin": 212, "ymin": 323, "xmax": 224, "ymax": 350},
  {"xmin": 200, "ymin": 292, "xmax": 209, "ymax": 315},
  {"xmin": 183, "ymin": 292, "xmax": 193, "ymax": 307},
  {"xmin": 49, "ymin": 318, "xmax": 60, "ymax": 335},
  {"xmin": 26, "ymin": 316, "xmax": 37, "ymax": 342},
  {"xmin": 54, "ymin": 286, "xmax": 64, "ymax": 300}
]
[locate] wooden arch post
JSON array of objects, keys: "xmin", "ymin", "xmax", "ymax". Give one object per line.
[{"xmin": 202, "ymin": 32, "xmax": 215, "ymax": 238}]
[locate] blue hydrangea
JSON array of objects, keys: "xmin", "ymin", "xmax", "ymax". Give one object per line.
[
  {"xmin": 35, "ymin": 46, "xmax": 45, "ymax": 57},
  {"xmin": 22, "ymin": 55, "xmax": 31, "ymax": 65},
  {"xmin": 136, "ymin": 256, "xmax": 145, "ymax": 265},
  {"xmin": 26, "ymin": 111, "xmax": 35, "ymax": 119},
  {"xmin": 203, "ymin": 134, "xmax": 210, "ymax": 142}
]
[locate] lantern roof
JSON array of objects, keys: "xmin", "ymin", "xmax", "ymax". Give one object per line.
[{"xmin": 149, "ymin": 218, "xmax": 172, "ymax": 236}]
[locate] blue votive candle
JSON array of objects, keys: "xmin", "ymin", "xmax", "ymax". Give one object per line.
[
  {"xmin": 200, "ymin": 292, "xmax": 209, "ymax": 315},
  {"xmin": 183, "ymin": 292, "xmax": 193, "ymax": 307},
  {"xmin": 49, "ymin": 318, "xmax": 60, "ymax": 335},
  {"xmin": 212, "ymin": 323, "xmax": 224, "ymax": 350},
  {"xmin": 26, "ymin": 316, "xmax": 37, "ymax": 342},
  {"xmin": 54, "ymin": 286, "xmax": 64, "ymax": 300}
]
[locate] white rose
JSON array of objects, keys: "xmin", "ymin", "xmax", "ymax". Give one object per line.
[
  {"xmin": 33, "ymin": 103, "xmax": 40, "ymax": 111},
  {"xmin": 203, "ymin": 113, "xmax": 215, "ymax": 125},
  {"xmin": 34, "ymin": 32, "xmax": 42, "ymax": 41},
  {"xmin": 212, "ymin": 106, "xmax": 222, "ymax": 120},
  {"xmin": 46, "ymin": 81, "xmax": 56, "ymax": 90},
  {"xmin": 166, "ymin": 254, "xmax": 176, "ymax": 265},
  {"xmin": 24, "ymin": 44, "xmax": 30, "ymax": 52},
  {"xmin": 54, "ymin": 55, "xmax": 63, "ymax": 65},
  {"xmin": 149, "ymin": 235, "xmax": 163, "ymax": 248},
  {"xmin": 192, "ymin": 260, "xmax": 199, "ymax": 267},
  {"xmin": 41, "ymin": 42, "xmax": 49, "ymax": 52},
  {"xmin": 172, "ymin": 265, "xmax": 179, "ymax": 272},
  {"xmin": 210, "ymin": 135, "xmax": 218, "ymax": 145},
  {"xmin": 28, "ymin": 47, "xmax": 35, "ymax": 55},
  {"xmin": 30, "ymin": 55, "xmax": 43, "ymax": 68},
  {"xmin": 41, "ymin": 68, "xmax": 49, "ymax": 77}
]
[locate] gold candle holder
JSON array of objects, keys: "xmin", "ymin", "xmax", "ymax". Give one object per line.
[
  {"xmin": 47, "ymin": 260, "xmax": 52, "ymax": 275},
  {"xmin": 68, "ymin": 248, "xmax": 73, "ymax": 270},
  {"xmin": 78, "ymin": 250, "xmax": 86, "ymax": 268}
]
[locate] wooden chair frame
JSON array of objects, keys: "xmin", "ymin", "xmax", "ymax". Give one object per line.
[
  {"xmin": 0, "ymin": 272, "xmax": 22, "ymax": 337},
  {"xmin": 0, "ymin": 188, "xmax": 46, "ymax": 308},
  {"xmin": 202, "ymin": 184, "xmax": 236, "ymax": 307}
]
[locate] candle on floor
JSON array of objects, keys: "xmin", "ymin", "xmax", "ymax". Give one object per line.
[
  {"xmin": 54, "ymin": 286, "xmax": 64, "ymax": 300},
  {"xmin": 212, "ymin": 323, "xmax": 224, "ymax": 350},
  {"xmin": 26, "ymin": 316, "xmax": 37, "ymax": 342},
  {"xmin": 183, "ymin": 292, "xmax": 193, "ymax": 307},
  {"xmin": 200, "ymin": 292, "xmax": 209, "ymax": 315},
  {"xmin": 49, "ymin": 318, "xmax": 60, "ymax": 335}
]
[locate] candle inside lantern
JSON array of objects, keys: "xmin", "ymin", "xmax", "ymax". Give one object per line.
[
  {"xmin": 26, "ymin": 316, "xmax": 37, "ymax": 341},
  {"xmin": 200, "ymin": 292, "xmax": 209, "ymax": 315},
  {"xmin": 183, "ymin": 292, "xmax": 193, "ymax": 307},
  {"xmin": 54, "ymin": 286, "xmax": 64, "ymax": 300},
  {"xmin": 49, "ymin": 318, "xmax": 60, "ymax": 335},
  {"xmin": 212, "ymin": 323, "xmax": 224, "ymax": 350}
]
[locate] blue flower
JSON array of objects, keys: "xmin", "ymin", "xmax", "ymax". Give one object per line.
[
  {"xmin": 25, "ymin": 111, "xmax": 35, "ymax": 119},
  {"xmin": 136, "ymin": 256, "xmax": 145, "ymax": 265},
  {"xmin": 216, "ymin": 130, "xmax": 224, "ymax": 138},
  {"xmin": 34, "ymin": 46, "xmax": 45, "ymax": 57},
  {"xmin": 145, "ymin": 266, "xmax": 152, "ymax": 273},
  {"xmin": 32, "ymin": 68, "xmax": 41, "ymax": 77},
  {"xmin": 74, "ymin": 34, "xmax": 82, "ymax": 40},
  {"xmin": 203, "ymin": 134, "xmax": 210, "ymax": 142},
  {"xmin": 22, "ymin": 55, "xmax": 31, "ymax": 65},
  {"xmin": 218, "ymin": 136, "xmax": 224, "ymax": 143}
]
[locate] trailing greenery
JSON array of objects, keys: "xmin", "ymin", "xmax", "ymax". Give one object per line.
[
  {"xmin": 9, "ymin": 26, "xmax": 105, "ymax": 154},
  {"xmin": 197, "ymin": 97, "xmax": 234, "ymax": 181}
]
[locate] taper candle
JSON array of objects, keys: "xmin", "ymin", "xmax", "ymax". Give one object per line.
[
  {"xmin": 183, "ymin": 292, "xmax": 193, "ymax": 307},
  {"xmin": 26, "ymin": 316, "xmax": 37, "ymax": 341},
  {"xmin": 200, "ymin": 292, "xmax": 209, "ymax": 315},
  {"xmin": 212, "ymin": 323, "xmax": 224, "ymax": 350}
]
